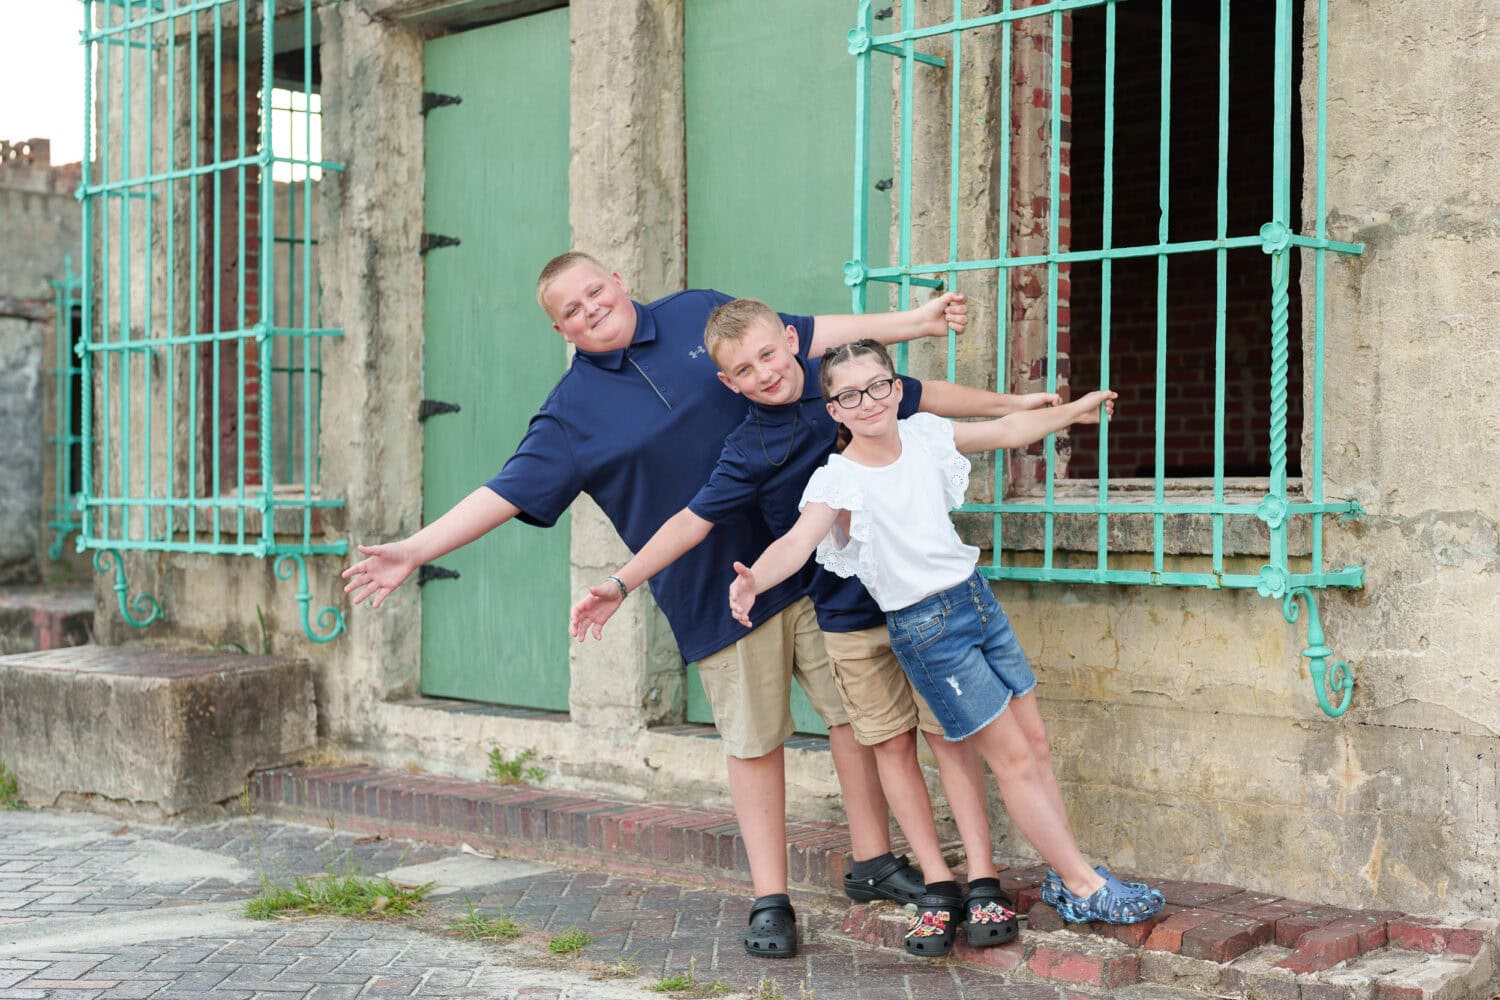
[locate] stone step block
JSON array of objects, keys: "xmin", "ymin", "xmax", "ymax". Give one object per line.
[
  {"xmin": 0, "ymin": 587, "xmax": 92, "ymax": 655},
  {"xmin": 0, "ymin": 644, "xmax": 313, "ymax": 817}
]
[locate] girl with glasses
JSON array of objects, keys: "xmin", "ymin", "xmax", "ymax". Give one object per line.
[{"xmin": 729, "ymin": 340, "xmax": 1165, "ymax": 949}]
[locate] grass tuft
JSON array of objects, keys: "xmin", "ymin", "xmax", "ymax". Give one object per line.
[
  {"xmin": 0, "ymin": 763, "xmax": 22, "ymax": 810},
  {"xmin": 448, "ymin": 899, "xmax": 524, "ymax": 942},
  {"xmin": 487, "ymin": 747, "xmax": 545, "ymax": 785},
  {"xmin": 648, "ymin": 957, "xmax": 730, "ymax": 997},
  {"xmin": 244, "ymin": 872, "xmax": 432, "ymax": 921},
  {"xmin": 547, "ymin": 927, "xmax": 591, "ymax": 955},
  {"xmin": 753, "ymin": 977, "xmax": 787, "ymax": 1000}
]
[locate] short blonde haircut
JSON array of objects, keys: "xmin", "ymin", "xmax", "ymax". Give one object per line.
[
  {"xmin": 703, "ymin": 298, "xmax": 783, "ymax": 368},
  {"xmin": 535, "ymin": 251, "xmax": 608, "ymax": 310}
]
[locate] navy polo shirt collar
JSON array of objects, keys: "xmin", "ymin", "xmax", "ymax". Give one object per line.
[
  {"xmin": 572, "ymin": 301, "xmax": 658, "ymax": 372},
  {"xmin": 749, "ymin": 355, "xmax": 821, "ymax": 425}
]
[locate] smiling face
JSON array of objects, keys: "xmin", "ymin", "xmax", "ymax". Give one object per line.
[
  {"xmin": 712, "ymin": 318, "xmax": 805, "ymax": 406},
  {"xmin": 824, "ymin": 356, "xmax": 903, "ymax": 440},
  {"xmin": 539, "ymin": 260, "xmax": 636, "ymax": 353}
]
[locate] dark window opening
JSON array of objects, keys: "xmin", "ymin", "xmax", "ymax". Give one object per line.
[{"xmin": 1066, "ymin": 2, "xmax": 1304, "ymax": 480}]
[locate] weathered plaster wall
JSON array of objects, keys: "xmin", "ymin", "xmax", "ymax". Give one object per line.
[
  {"xmin": 0, "ymin": 154, "xmax": 81, "ymax": 583},
  {"xmin": 899, "ymin": 0, "xmax": 1500, "ymax": 917}
]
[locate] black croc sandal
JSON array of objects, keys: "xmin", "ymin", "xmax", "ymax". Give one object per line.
[
  {"xmin": 744, "ymin": 897, "xmax": 798, "ymax": 959},
  {"xmin": 844, "ymin": 854, "xmax": 924, "ymax": 904},
  {"xmin": 963, "ymin": 884, "xmax": 1019, "ymax": 947},
  {"xmin": 905, "ymin": 891, "xmax": 962, "ymax": 957}
]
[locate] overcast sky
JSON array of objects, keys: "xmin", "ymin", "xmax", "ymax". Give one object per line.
[{"xmin": 1, "ymin": 5, "xmax": 89, "ymax": 163}]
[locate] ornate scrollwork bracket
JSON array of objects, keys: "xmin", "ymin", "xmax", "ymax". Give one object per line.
[
  {"xmin": 1282, "ymin": 586, "xmax": 1355, "ymax": 718},
  {"xmin": 274, "ymin": 554, "xmax": 346, "ymax": 644},
  {"xmin": 92, "ymin": 549, "xmax": 164, "ymax": 628}
]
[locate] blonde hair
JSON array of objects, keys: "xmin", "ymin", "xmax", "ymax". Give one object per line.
[
  {"xmin": 703, "ymin": 298, "xmax": 783, "ymax": 367},
  {"xmin": 535, "ymin": 251, "xmax": 608, "ymax": 310}
]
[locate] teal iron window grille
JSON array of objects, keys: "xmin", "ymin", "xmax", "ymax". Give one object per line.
[
  {"xmin": 846, "ymin": 0, "xmax": 1363, "ymax": 717},
  {"xmin": 48, "ymin": 254, "xmax": 84, "ymax": 561},
  {"xmin": 78, "ymin": 0, "xmax": 346, "ymax": 642}
]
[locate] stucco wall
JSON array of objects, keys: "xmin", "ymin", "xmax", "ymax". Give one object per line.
[
  {"xmin": 0, "ymin": 162, "xmax": 81, "ymax": 583},
  {"xmin": 895, "ymin": 0, "xmax": 1500, "ymax": 917}
]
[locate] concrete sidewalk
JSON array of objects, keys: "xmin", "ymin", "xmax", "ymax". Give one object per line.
[{"xmin": 0, "ymin": 808, "xmax": 1227, "ymax": 1000}]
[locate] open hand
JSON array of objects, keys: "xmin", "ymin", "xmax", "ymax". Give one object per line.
[
  {"xmin": 728, "ymin": 561, "xmax": 758, "ymax": 628},
  {"xmin": 341, "ymin": 541, "xmax": 418, "ymax": 609},
  {"xmin": 917, "ymin": 291, "xmax": 968, "ymax": 338},
  {"xmin": 1074, "ymin": 389, "xmax": 1118, "ymax": 424},
  {"xmin": 570, "ymin": 583, "xmax": 624, "ymax": 642}
]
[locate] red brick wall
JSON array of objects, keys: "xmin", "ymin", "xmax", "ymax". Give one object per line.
[
  {"xmin": 1064, "ymin": 3, "xmax": 1303, "ymax": 480},
  {"xmin": 198, "ymin": 54, "xmax": 264, "ymax": 491}
]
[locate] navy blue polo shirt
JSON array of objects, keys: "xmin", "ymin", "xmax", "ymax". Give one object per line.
[
  {"xmin": 688, "ymin": 354, "xmax": 922, "ymax": 634},
  {"xmin": 485, "ymin": 289, "xmax": 814, "ymax": 664}
]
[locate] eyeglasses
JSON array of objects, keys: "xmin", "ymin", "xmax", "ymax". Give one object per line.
[{"xmin": 829, "ymin": 377, "xmax": 897, "ymax": 410}]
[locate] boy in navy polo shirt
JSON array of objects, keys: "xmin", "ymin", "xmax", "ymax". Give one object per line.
[
  {"xmin": 571, "ymin": 297, "xmax": 1059, "ymax": 956},
  {"xmin": 343, "ymin": 252, "xmax": 969, "ymax": 960}
]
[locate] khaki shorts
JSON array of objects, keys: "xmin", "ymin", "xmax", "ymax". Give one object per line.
[
  {"xmin": 822, "ymin": 625, "xmax": 943, "ymax": 746},
  {"xmin": 696, "ymin": 597, "xmax": 850, "ymax": 759}
]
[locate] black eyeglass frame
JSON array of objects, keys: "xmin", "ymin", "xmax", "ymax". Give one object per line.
[{"xmin": 827, "ymin": 377, "xmax": 898, "ymax": 410}]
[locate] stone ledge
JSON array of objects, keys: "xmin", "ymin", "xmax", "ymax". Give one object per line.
[
  {"xmin": 0, "ymin": 644, "xmax": 314, "ymax": 817},
  {"xmin": 0, "ymin": 585, "xmax": 92, "ymax": 654}
]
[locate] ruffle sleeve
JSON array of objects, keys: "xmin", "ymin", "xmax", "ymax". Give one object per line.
[
  {"xmin": 901, "ymin": 413, "xmax": 972, "ymax": 510},
  {"xmin": 800, "ymin": 462, "xmax": 880, "ymax": 592}
]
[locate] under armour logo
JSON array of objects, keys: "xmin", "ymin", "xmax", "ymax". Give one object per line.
[{"xmin": 688, "ymin": 346, "xmax": 706, "ymax": 359}]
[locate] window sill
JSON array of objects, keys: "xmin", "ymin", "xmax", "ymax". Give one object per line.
[{"xmin": 956, "ymin": 478, "xmax": 1312, "ymax": 559}]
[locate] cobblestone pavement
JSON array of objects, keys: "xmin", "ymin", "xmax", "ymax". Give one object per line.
[{"xmin": 0, "ymin": 810, "xmax": 1211, "ymax": 999}]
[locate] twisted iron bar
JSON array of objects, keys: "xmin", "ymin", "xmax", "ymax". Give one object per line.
[
  {"xmin": 274, "ymin": 554, "xmax": 345, "ymax": 644},
  {"xmin": 1282, "ymin": 587, "xmax": 1354, "ymax": 718},
  {"xmin": 92, "ymin": 548, "xmax": 163, "ymax": 628}
]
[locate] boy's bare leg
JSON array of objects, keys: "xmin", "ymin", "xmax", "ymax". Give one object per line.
[
  {"xmin": 923, "ymin": 735, "xmax": 999, "ymax": 880},
  {"xmin": 827, "ymin": 723, "xmax": 893, "ymax": 861},
  {"xmin": 869, "ymin": 729, "xmax": 953, "ymax": 881},
  {"xmin": 726, "ymin": 748, "xmax": 788, "ymax": 897},
  {"xmin": 968, "ymin": 711, "xmax": 1104, "ymax": 899}
]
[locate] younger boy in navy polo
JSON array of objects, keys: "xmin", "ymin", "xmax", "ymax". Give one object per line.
[{"xmin": 343, "ymin": 253, "xmax": 969, "ymax": 960}]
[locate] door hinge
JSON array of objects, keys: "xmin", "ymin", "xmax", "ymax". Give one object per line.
[
  {"xmin": 421, "ymin": 92, "xmax": 463, "ymax": 115},
  {"xmin": 418, "ymin": 399, "xmax": 462, "ymax": 422},
  {"xmin": 417, "ymin": 564, "xmax": 461, "ymax": 587},
  {"xmin": 420, "ymin": 233, "xmax": 462, "ymax": 255}
]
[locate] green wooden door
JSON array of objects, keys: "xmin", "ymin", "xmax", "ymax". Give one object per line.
[
  {"xmin": 420, "ymin": 10, "xmax": 571, "ymax": 708},
  {"xmin": 683, "ymin": 2, "xmax": 894, "ymax": 733}
]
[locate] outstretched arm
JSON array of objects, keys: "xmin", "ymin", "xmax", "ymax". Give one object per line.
[
  {"xmin": 570, "ymin": 508, "xmax": 715, "ymax": 642},
  {"xmin": 342, "ymin": 486, "xmax": 519, "ymax": 609},
  {"xmin": 728, "ymin": 503, "xmax": 841, "ymax": 628},
  {"xmin": 951, "ymin": 390, "xmax": 1116, "ymax": 455},
  {"xmin": 919, "ymin": 380, "xmax": 1060, "ymax": 419},
  {"xmin": 809, "ymin": 292, "xmax": 968, "ymax": 354}
]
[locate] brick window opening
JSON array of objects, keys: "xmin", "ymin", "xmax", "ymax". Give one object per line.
[
  {"xmin": 1063, "ymin": 2, "xmax": 1304, "ymax": 481},
  {"xmin": 200, "ymin": 53, "xmax": 324, "ymax": 491}
]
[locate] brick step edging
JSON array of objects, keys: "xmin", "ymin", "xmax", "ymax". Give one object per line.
[
  {"xmin": 839, "ymin": 888, "xmax": 1498, "ymax": 1000},
  {"xmin": 250, "ymin": 765, "xmax": 899, "ymax": 901}
]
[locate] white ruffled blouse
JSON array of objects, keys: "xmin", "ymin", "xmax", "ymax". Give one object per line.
[{"xmin": 799, "ymin": 412, "xmax": 980, "ymax": 612}]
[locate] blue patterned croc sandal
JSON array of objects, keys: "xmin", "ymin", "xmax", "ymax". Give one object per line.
[
  {"xmin": 1042, "ymin": 866, "xmax": 1161, "ymax": 908},
  {"xmin": 1054, "ymin": 872, "xmax": 1166, "ymax": 925}
]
